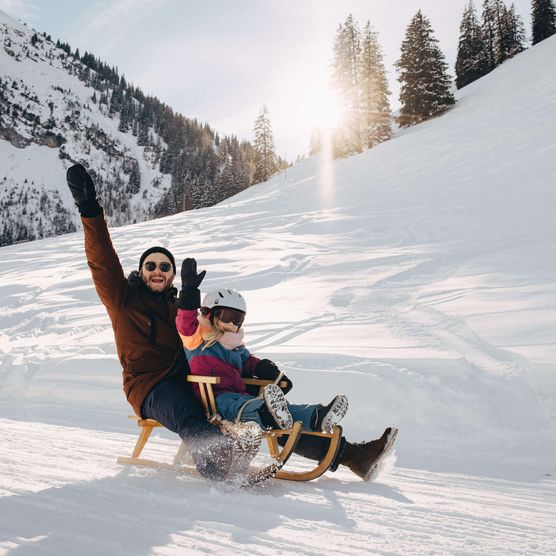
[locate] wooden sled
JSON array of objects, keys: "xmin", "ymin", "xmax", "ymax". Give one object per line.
[{"xmin": 117, "ymin": 375, "xmax": 343, "ymax": 481}]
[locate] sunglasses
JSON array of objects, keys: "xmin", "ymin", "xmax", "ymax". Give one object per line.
[
  {"xmin": 144, "ymin": 261, "xmax": 173, "ymax": 273},
  {"xmin": 201, "ymin": 306, "xmax": 245, "ymax": 328}
]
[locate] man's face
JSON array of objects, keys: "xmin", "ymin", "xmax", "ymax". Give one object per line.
[{"xmin": 140, "ymin": 253, "xmax": 175, "ymax": 292}]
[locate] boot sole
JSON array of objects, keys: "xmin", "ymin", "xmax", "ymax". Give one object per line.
[
  {"xmin": 244, "ymin": 462, "xmax": 282, "ymax": 486},
  {"xmin": 263, "ymin": 384, "xmax": 293, "ymax": 429},
  {"xmin": 363, "ymin": 427, "xmax": 398, "ymax": 482},
  {"xmin": 320, "ymin": 394, "xmax": 349, "ymax": 433},
  {"xmin": 222, "ymin": 421, "xmax": 264, "ymax": 481}
]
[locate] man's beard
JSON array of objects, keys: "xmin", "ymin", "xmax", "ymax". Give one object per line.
[{"xmin": 142, "ymin": 273, "xmax": 172, "ymax": 292}]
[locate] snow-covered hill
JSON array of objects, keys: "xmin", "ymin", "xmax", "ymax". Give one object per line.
[
  {"xmin": 0, "ymin": 9, "xmax": 170, "ymax": 238},
  {"xmin": 0, "ymin": 9, "xmax": 256, "ymax": 247},
  {"xmin": 1, "ymin": 31, "xmax": 555, "ymax": 556}
]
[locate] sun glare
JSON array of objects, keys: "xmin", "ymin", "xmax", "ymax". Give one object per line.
[{"xmin": 304, "ymin": 88, "xmax": 343, "ymax": 131}]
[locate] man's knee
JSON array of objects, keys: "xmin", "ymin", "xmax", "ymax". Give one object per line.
[
  {"xmin": 141, "ymin": 377, "xmax": 206, "ymax": 433},
  {"xmin": 175, "ymin": 402, "xmax": 215, "ymax": 439}
]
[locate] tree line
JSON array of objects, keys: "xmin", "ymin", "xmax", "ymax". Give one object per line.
[
  {"xmin": 3, "ymin": 0, "xmax": 555, "ymax": 248},
  {"xmin": 55, "ymin": 39, "xmax": 287, "ymax": 208},
  {"xmin": 1, "ymin": 20, "xmax": 292, "ymax": 247},
  {"xmin": 312, "ymin": 0, "xmax": 555, "ymax": 159}
]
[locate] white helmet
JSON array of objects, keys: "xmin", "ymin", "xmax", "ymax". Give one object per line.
[{"xmin": 201, "ymin": 288, "xmax": 246, "ymax": 313}]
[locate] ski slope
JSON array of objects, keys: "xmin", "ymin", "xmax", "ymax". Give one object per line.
[
  {"xmin": 1, "ymin": 419, "xmax": 554, "ymax": 555},
  {"xmin": 1, "ymin": 35, "xmax": 556, "ymax": 556}
]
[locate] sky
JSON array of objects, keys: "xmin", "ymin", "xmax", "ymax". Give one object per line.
[{"xmin": 0, "ymin": 0, "xmax": 533, "ymax": 160}]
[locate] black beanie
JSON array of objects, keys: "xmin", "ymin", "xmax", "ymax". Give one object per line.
[{"xmin": 139, "ymin": 246, "xmax": 177, "ymax": 274}]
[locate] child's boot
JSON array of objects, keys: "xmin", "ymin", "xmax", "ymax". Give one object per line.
[
  {"xmin": 312, "ymin": 394, "xmax": 349, "ymax": 433},
  {"xmin": 260, "ymin": 383, "xmax": 293, "ymax": 429}
]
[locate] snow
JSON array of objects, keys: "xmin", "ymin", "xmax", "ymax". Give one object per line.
[
  {"xmin": 1, "ymin": 418, "xmax": 554, "ymax": 555},
  {"xmin": 0, "ymin": 9, "xmax": 173, "ymax": 231},
  {"xmin": 0, "ymin": 140, "xmax": 74, "ymax": 204},
  {"xmin": 1, "ymin": 23, "xmax": 556, "ymax": 556}
]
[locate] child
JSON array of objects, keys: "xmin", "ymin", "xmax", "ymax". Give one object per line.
[{"xmin": 176, "ymin": 258, "xmax": 348, "ymax": 432}]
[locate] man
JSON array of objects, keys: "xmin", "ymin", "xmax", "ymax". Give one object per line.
[
  {"xmin": 66, "ymin": 163, "xmax": 238, "ymax": 481},
  {"xmin": 67, "ymin": 163, "xmax": 396, "ymax": 482}
]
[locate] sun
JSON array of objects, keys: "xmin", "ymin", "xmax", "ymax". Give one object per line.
[{"xmin": 303, "ymin": 87, "xmax": 344, "ymax": 131}]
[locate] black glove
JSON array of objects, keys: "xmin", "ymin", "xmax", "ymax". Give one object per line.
[
  {"xmin": 181, "ymin": 258, "xmax": 206, "ymax": 290},
  {"xmin": 66, "ymin": 164, "xmax": 101, "ymax": 217},
  {"xmin": 178, "ymin": 258, "xmax": 206, "ymax": 310},
  {"xmin": 254, "ymin": 359, "xmax": 293, "ymax": 394}
]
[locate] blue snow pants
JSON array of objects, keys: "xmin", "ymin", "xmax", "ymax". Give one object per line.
[{"xmin": 216, "ymin": 392, "xmax": 317, "ymax": 431}]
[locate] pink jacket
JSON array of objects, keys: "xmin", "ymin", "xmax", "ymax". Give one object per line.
[{"xmin": 176, "ymin": 308, "xmax": 260, "ymax": 398}]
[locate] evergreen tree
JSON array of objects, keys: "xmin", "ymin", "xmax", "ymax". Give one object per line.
[
  {"xmin": 532, "ymin": 0, "xmax": 556, "ymax": 44},
  {"xmin": 359, "ymin": 22, "xmax": 391, "ymax": 147},
  {"xmin": 482, "ymin": 0, "xmax": 502, "ymax": 71},
  {"xmin": 456, "ymin": 2, "xmax": 488, "ymax": 88},
  {"xmin": 396, "ymin": 11, "xmax": 455, "ymax": 127},
  {"xmin": 232, "ymin": 139, "xmax": 253, "ymax": 190},
  {"xmin": 482, "ymin": 0, "xmax": 525, "ymax": 66},
  {"xmin": 109, "ymin": 83, "xmax": 124, "ymax": 115},
  {"xmin": 480, "ymin": 1, "xmax": 526, "ymax": 70},
  {"xmin": 499, "ymin": 4, "xmax": 526, "ymax": 62},
  {"xmin": 252, "ymin": 105, "xmax": 277, "ymax": 184},
  {"xmin": 137, "ymin": 105, "xmax": 151, "ymax": 146},
  {"xmin": 127, "ymin": 160, "xmax": 141, "ymax": 194},
  {"xmin": 332, "ymin": 14, "xmax": 363, "ymax": 155}
]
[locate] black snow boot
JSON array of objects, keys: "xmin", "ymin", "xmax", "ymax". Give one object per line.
[
  {"xmin": 189, "ymin": 436, "xmax": 235, "ymax": 481},
  {"xmin": 258, "ymin": 400, "xmax": 292, "ymax": 430},
  {"xmin": 311, "ymin": 394, "xmax": 349, "ymax": 433}
]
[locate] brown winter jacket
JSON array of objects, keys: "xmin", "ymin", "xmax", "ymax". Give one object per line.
[{"xmin": 82, "ymin": 212, "xmax": 184, "ymax": 416}]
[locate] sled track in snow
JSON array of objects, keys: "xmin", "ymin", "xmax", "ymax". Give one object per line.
[{"xmin": 0, "ymin": 418, "xmax": 554, "ymax": 555}]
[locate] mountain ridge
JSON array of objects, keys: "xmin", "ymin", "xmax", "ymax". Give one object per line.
[{"xmin": 0, "ymin": 8, "xmax": 260, "ymax": 246}]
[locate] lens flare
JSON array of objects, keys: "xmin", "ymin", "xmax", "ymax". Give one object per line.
[
  {"xmin": 305, "ymin": 88, "xmax": 343, "ymax": 131},
  {"xmin": 318, "ymin": 127, "xmax": 335, "ymax": 207}
]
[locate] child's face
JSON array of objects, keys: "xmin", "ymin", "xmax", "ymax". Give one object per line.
[
  {"xmin": 212, "ymin": 306, "xmax": 245, "ymax": 333},
  {"xmin": 215, "ymin": 318, "xmax": 241, "ymax": 333}
]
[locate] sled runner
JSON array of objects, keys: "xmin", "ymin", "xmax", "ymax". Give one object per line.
[{"xmin": 117, "ymin": 375, "xmax": 343, "ymax": 482}]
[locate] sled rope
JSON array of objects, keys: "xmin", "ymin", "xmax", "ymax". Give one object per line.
[{"xmin": 235, "ymin": 371, "xmax": 285, "ymax": 423}]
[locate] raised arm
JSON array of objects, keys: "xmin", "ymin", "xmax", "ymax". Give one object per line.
[
  {"xmin": 176, "ymin": 307, "xmax": 205, "ymax": 350},
  {"xmin": 66, "ymin": 164, "xmax": 128, "ymax": 313}
]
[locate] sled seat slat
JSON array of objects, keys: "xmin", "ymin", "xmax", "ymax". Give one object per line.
[
  {"xmin": 243, "ymin": 378, "xmax": 289, "ymax": 388},
  {"xmin": 185, "ymin": 375, "xmax": 220, "ymax": 384},
  {"xmin": 127, "ymin": 416, "xmax": 163, "ymax": 427}
]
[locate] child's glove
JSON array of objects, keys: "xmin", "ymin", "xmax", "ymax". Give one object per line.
[
  {"xmin": 255, "ymin": 359, "xmax": 293, "ymax": 394},
  {"xmin": 181, "ymin": 258, "xmax": 206, "ymax": 290},
  {"xmin": 178, "ymin": 258, "xmax": 206, "ymax": 309}
]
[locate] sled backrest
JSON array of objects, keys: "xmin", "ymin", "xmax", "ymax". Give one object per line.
[{"xmin": 186, "ymin": 375, "xmax": 288, "ymax": 420}]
